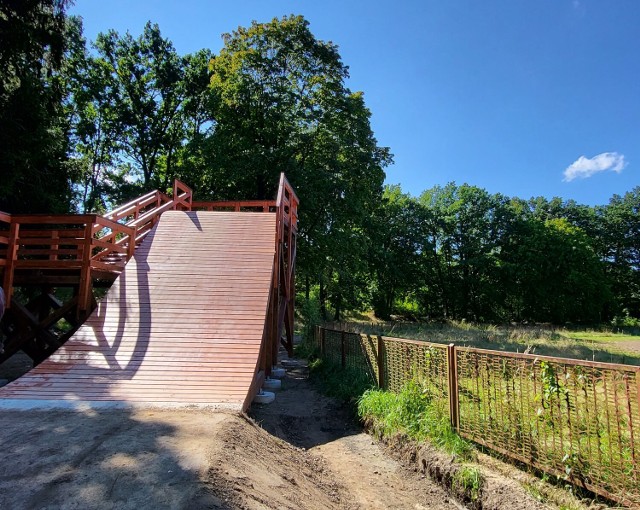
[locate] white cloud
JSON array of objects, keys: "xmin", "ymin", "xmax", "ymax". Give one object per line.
[{"xmin": 563, "ymin": 152, "xmax": 626, "ymax": 182}]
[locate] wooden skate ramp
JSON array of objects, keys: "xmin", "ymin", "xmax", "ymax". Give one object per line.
[{"xmin": 0, "ymin": 211, "xmax": 275, "ymax": 411}]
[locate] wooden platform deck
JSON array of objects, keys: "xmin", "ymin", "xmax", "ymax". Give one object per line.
[{"xmin": 0, "ymin": 210, "xmax": 276, "ymax": 411}]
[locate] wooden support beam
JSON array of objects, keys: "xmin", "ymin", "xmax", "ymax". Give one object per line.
[
  {"xmin": 2, "ymin": 221, "xmax": 18, "ymax": 308},
  {"xmin": 0, "ymin": 300, "xmax": 61, "ymax": 364},
  {"xmin": 77, "ymin": 223, "xmax": 94, "ymax": 319}
]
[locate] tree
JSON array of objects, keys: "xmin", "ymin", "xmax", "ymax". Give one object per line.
[
  {"xmin": 601, "ymin": 188, "xmax": 640, "ymax": 318},
  {"xmin": 65, "ymin": 17, "xmax": 122, "ymax": 212},
  {"xmin": 369, "ymin": 186, "xmax": 430, "ymax": 319},
  {"xmin": 205, "ymin": 15, "xmax": 391, "ymax": 317},
  {"xmin": 93, "ymin": 22, "xmax": 188, "ymax": 189},
  {"xmin": 417, "ymin": 183, "xmax": 509, "ymax": 321},
  {"xmin": 0, "ymin": 0, "xmax": 73, "ymax": 213},
  {"xmin": 502, "ymin": 218, "xmax": 612, "ymax": 323}
]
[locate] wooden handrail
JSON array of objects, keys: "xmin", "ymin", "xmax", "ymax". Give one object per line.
[
  {"xmin": 91, "ymin": 216, "xmax": 137, "ymax": 263},
  {"xmin": 102, "ymin": 190, "xmax": 160, "ymax": 222},
  {"xmin": 191, "ymin": 200, "xmax": 276, "ymax": 212},
  {"xmin": 11, "ymin": 213, "xmax": 99, "ymax": 225},
  {"xmin": 93, "ymin": 215, "xmax": 136, "ymax": 237},
  {"xmin": 173, "ymin": 179, "xmax": 193, "ymax": 210},
  {"xmin": 276, "ymin": 173, "xmax": 300, "ymax": 209},
  {"xmin": 275, "ymin": 173, "xmax": 299, "ymax": 234},
  {"xmin": 129, "ymin": 200, "xmax": 175, "ymax": 229}
]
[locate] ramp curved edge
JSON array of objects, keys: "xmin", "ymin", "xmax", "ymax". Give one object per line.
[{"xmin": 0, "ymin": 211, "xmax": 276, "ymax": 411}]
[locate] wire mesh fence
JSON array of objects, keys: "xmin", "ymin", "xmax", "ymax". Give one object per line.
[{"xmin": 314, "ymin": 325, "xmax": 640, "ymax": 507}]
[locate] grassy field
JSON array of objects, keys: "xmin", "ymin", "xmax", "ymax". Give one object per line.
[{"xmin": 337, "ymin": 317, "xmax": 640, "ymax": 366}]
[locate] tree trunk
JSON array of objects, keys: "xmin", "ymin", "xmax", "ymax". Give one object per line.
[
  {"xmin": 305, "ymin": 275, "xmax": 310, "ymax": 301},
  {"xmin": 319, "ymin": 274, "xmax": 327, "ymax": 321}
]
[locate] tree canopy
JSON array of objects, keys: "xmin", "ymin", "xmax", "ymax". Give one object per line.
[
  {"xmin": 1, "ymin": 8, "xmax": 638, "ymax": 325},
  {"xmin": 0, "ymin": 0, "xmax": 73, "ymax": 212}
]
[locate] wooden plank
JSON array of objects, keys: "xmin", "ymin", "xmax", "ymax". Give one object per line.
[
  {"xmin": 11, "ymin": 214, "xmax": 97, "ymax": 224},
  {"xmin": 15, "ymin": 260, "xmax": 83, "ymax": 269},
  {"xmin": 15, "ymin": 229, "xmax": 85, "ymax": 238},
  {"xmin": 30, "ymin": 363, "xmax": 260, "ymax": 372}
]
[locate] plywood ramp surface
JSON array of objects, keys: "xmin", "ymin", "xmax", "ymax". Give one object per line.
[{"xmin": 0, "ymin": 211, "xmax": 276, "ymax": 411}]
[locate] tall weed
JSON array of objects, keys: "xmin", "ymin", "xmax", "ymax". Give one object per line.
[{"xmin": 358, "ymin": 378, "xmax": 475, "ymax": 461}]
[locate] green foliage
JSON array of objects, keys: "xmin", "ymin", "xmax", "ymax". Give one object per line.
[
  {"xmin": 2, "ymin": 7, "xmax": 639, "ymax": 328},
  {"xmin": 452, "ymin": 466, "xmax": 483, "ymax": 502},
  {"xmin": 601, "ymin": 188, "xmax": 640, "ymax": 318},
  {"xmin": 207, "ymin": 15, "xmax": 391, "ymax": 320},
  {"xmin": 539, "ymin": 360, "xmax": 567, "ymax": 408},
  {"xmin": 0, "ymin": 0, "xmax": 74, "ymax": 213},
  {"xmin": 93, "ymin": 22, "xmax": 191, "ymax": 189},
  {"xmin": 357, "ymin": 379, "xmax": 475, "ymax": 461},
  {"xmin": 293, "ymin": 338, "xmax": 318, "ymax": 361},
  {"xmin": 298, "ymin": 292, "xmax": 322, "ymax": 343},
  {"xmin": 369, "ymin": 185, "xmax": 430, "ymax": 319},
  {"xmin": 366, "ymin": 182, "xmax": 620, "ymax": 325},
  {"xmin": 308, "ymin": 358, "xmax": 374, "ymax": 404},
  {"xmin": 416, "ymin": 183, "xmax": 511, "ymax": 322},
  {"xmin": 611, "ymin": 311, "xmax": 640, "ymax": 329},
  {"xmin": 502, "ymin": 217, "xmax": 612, "ymax": 323}
]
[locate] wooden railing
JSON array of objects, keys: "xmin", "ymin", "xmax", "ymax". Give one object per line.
[
  {"xmin": 172, "ymin": 179, "xmax": 193, "ymax": 211},
  {"xmin": 0, "ymin": 214, "xmax": 136, "ymax": 312},
  {"xmin": 101, "ymin": 179, "xmax": 193, "ymax": 244},
  {"xmin": 0, "ymin": 212, "xmax": 11, "ymax": 269},
  {"xmin": 266, "ymin": 174, "xmax": 299, "ymax": 370},
  {"xmin": 191, "ymin": 200, "xmax": 275, "ymax": 212},
  {"xmin": 0, "ymin": 180, "xmax": 192, "ymax": 313}
]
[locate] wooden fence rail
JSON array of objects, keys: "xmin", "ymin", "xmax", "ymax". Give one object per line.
[{"xmin": 314, "ymin": 325, "xmax": 640, "ymax": 508}]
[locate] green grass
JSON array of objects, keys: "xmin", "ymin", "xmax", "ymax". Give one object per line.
[
  {"xmin": 357, "ymin": 378, "xmax": 485, "ymax": 503},
  {"xmin": 308, "ymin": 357, "xmax": 375, "ymax": 405},
  {"xmin": 453, "ymin": 465, "xmax": 483, "ymax": 502},
  {"xmin": 357, "ymin": 379, "xmax": 475, "ymax": 461}
]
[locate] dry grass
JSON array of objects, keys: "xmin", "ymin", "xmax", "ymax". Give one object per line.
[{"xmin": 335, "ymin": 320, "xmax": 640, "ymax": 366}]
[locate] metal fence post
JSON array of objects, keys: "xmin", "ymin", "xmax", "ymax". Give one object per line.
[
  {"xmin": 377, "ymin": 335, "xmax": 384, "ymax": 389},
  {"xmin": 340, "ymin": 330, "xmax": 346, "ymax": 368},
  {"xmin": 321, "ymin": 327, "xmax": 326, "ymax": 356},
  {"xmin": 447, "ymin": 343, "xmax": 460, "ymax": 431}
]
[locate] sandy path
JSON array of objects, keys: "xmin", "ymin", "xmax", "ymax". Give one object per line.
[{"xmin": 250, "ymin": 357, "xmax": 460, "ymax": 510}]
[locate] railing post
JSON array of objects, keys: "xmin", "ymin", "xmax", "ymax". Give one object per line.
[
  {"xmin": 341, "ymin": 330, "xmax": 346, "ymax": 368},
  {"xmin": 3, "ymin": 220, "xmax": 19, "ymax": 308},
  {"xmin": 321, "ymin": 327, "xmax": 326, "ymax": 356},
  {"xmin": 127, "ymin": 226, "xmax": 137, "ymax": 260},
  {"xmin": 377, "ymin": 335, "xmax": 384, "ymax": 389},
  {"xmin": 77, "ymin": 221, "xmax": 94, "ymax": 319},
  {"xmin": 50, "ymin": 230, "xmax": 59, "ymax": 261},
  {"xmin": 447, "ymin": 343, "xmax": 460, "ymax": 431}
]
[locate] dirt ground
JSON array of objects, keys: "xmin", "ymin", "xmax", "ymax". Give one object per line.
[
  {"xmin": 0, "ymin": 353, "xmax": 552, "ymax": 510},
  {"xmin": 614, "ymin": 338, "xmax": 640, "ymax": 354},
  {"xmin": 0, "ymin": 358, "xmax": 460, "ymax": 510}
]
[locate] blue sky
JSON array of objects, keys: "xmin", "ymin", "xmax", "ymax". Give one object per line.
[{"xmin": 69, "ymin": 0, "xmax": 639, "ymax": 206}]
